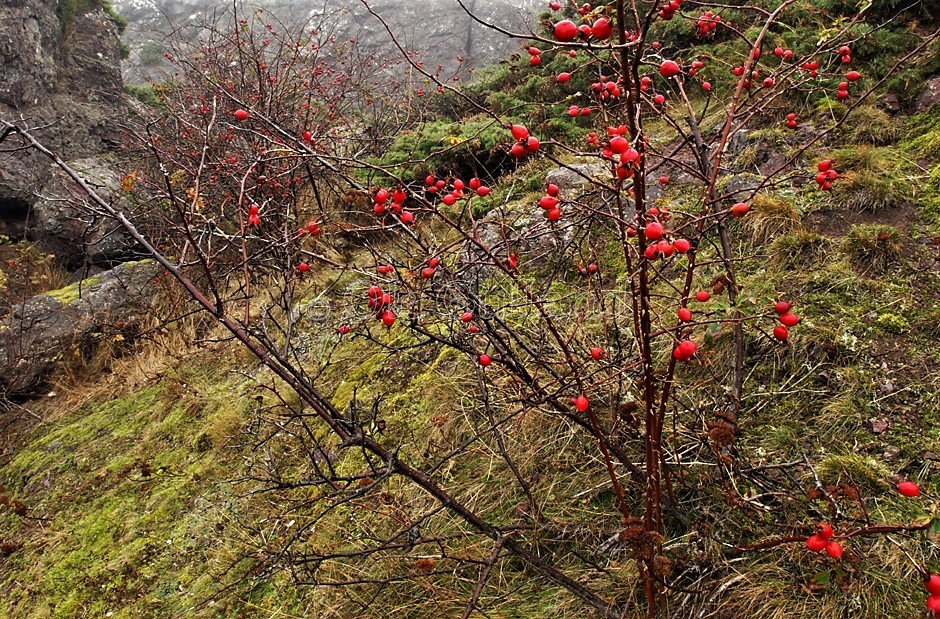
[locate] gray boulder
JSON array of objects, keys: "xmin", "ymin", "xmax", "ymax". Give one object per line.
[
  {"xmin": 0, "ymin": 261, "xmax": 160, "ymax": 397},
  {"xmin": 27, "ymin": 155, "xmax": 136, "ymax": 268},
  {"xmin": 915, "ymin": 77, "xmax": 940, "ymax": 113}
]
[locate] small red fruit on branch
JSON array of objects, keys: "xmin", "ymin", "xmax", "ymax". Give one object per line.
[
  {"xmin": 660, "ymin": 60, "xmax": 681, "ymax": 78},
  {"xmin": 926, "ymin": 574, "xmax": 940, "ymax": 595},
  {"xmin": 825, "ymin": 541, "xmax": 843, "ymax": 559},
  {"xmin": 554, "ymin": 20, "xmax": 578, "ymax": 42},
  {"xmin": 897, "ymin": 481, "xmax": 920, "ymax": 497},
  {"xmin": 806, "ymin": 535, "xmax": 827, "ymax": 552},
  {"xmin": 730, "ymin": 202, "xmax": 750, "ymax": 217}
]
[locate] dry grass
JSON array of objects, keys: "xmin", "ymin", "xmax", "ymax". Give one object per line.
[{"xmin": 744, "ymin": 193, "xmax": 803, "ymax": 245}]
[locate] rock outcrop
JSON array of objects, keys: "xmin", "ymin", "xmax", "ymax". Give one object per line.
[
  {"xmin": 0, "ymin": 0, "xmax": 132, "ymax": 268},
  {"xmin": 0, "ymin": 261, "xmax": 160, "ymax": 398}
]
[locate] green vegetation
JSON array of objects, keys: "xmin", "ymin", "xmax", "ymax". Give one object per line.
[
  {"xmin": 138, "ymin": 41, "xmax": 165, "ymax": 66},
  {"xmin": 56, "ymin": 0, "xmax": 127, "ymax": 35},
  {"xmin": 123, "ymin": 83, "xmax": 162, "ymax": 108},
  {"xmin": 5, "ymin": 2, "xmax": 940, "ymax": 618}
]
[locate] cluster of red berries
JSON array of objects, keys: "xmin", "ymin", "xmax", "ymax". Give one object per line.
[
  {"xmin": 552, "ymin": 15, "xmax": 612, "ymax": 43},
  {"xmin": 537, "ymin": 183, "xmax": 564, "ymax": 222},
  {"xmin": 426, "ymin": 176, "xmax": 491, "ymax": 207},
  {"xmin": 591, "ymin": 77, "xmax": 623, "ymax": 101},
  {"xmin": 509, "ymin": 124, "xmax": 540, "ymax": 158},
  {"xmin": 814, "ymin": 159, "xmax": 839, "ymax": 191},
  {"xmin": 658, "ymin": 0, "xmax": 683, "ymax": 20},
  {"xmin": 772, "ymin": 300, "xmax": 799, "ymax": 341},
  {"xmin": 460, "ymin": 311, "xmax": 480, "ymax": 334},
  {"xmin": 805, "ymin": 523, "xmax": 842, "ymax": 558},
  {"xmin": 785, "ymin": 112, "xmax": 798, "ymax": 130},
  {"xmin": 925, "ymin": 573, "xmax": 940, "ymax": 615},
  {"xmin": 527, "ymin": 46, "xmax": 542, "ymax": 67},
  {"xmin": 600, "ymin": 125, "xmax": 643, "ymax": 180},
  {"xmin": 836, "ymin": 69, "xmax": 861, "ymax": 100},
  {"xmin": 695, "ymin": 11, "xmax": 720, "ymax": 37},
  {"xmin": 367, "ymin": 285, "xmax": 395, "ymax": 327},
  {"xmin": 372, "ymin": 187, "xmax": 409, "ymax": 217},
  {"xmin": 298, "ymin": 219, "xmax": 320, "ymax": 238},
  {"xmin": 568, "ymin": 104, "xmax": 593, "ymax": 117}
]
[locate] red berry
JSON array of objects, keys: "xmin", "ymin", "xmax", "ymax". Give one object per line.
[
  {"xmin": 461, "ymin": 311, "xmax": 474, "ymax": 322},
  {"xmin": 926, "ymin": 574, "xmax": 940, "ymax": 596},
  {"xmin": 897, "ymin": 481, "xmax": 920, "ymax": 497},
  {"xmin": 695, "ymin": 291, "xmax": 711, "ymax": 302},
  {"xmin": 846, "ymin": 70, "xmax": 860, "ymax": 81},
  {"xmin": 591, "ymin": 347, "xmax": 605, "ymax": 360},
  {"xmin": 510, "ymin": 142, "xmax": 526, "ymax": 158},
  {"xmin": 660, "ymin": 60, "xmax": 681, "ymax": 78},
  {"xmin": 731, "ymin": 202, "xmax": 750, "ymax": 217},
  {"xmin": 511, "ymin": 124, "xmax": 529, "ymax": 141},
  {"xmin": 591, "ymin": 17, "xmax": 613, "ymax": 40},
  {"xmin": 297, "ymin": 262, "xmax": 310, "ymax": 272},
  {"xmin": 818, "ymin": 159, "xmax": 832, "ymax": 172},
  {"xmin": 477, "ymin": 186, "xmax": 491, "ymax": 197},
  {"xmin": 928, "ymin": 595, "xmax": 940, "ymax": 615},
  {"xmin": 805, "ymin": 535, "xmax": 827, "ymax": 552},
  {"xmin": 779, "ymin": 313, "xmax": 799, "ymax": 327},
  {"xmin": 825, "ymin": 541, "xmax": 842, "ymax": 559},
  {"xmin": 557, "ymin": 72, "xmax": 571, "ymax": 83},
  {"xmin": 678, "ymin": 307, "xmax": 692, "ymax": 322},
  {"xmin": 539, "ymin": 195, "xmax": 559, "ymax": 210},
  {"xmin": 479, "ymin": 354, "xmax": 492, "ymax": 366},
  {"xmin": 382, "ymin": 310, "xmax": 396, "ymax": 327},
  {"xmin": 575, "ymin": 395, "xmax": 589, "ymax": 412},
  {"xmin": 773, "ymin": 325, "xmax": 789, "ymax": 340},
  {"xmin": 421, "ymin": 267, "xmax": 435, "ymax": 279},
  {"xmin": 817, "ymin": 523, "xmax": 834, "ymax": 540},
  {"xmin": 645, "ymin": 221, "xmax": 664, "ymax": 240},
  {"xmin": 673, "ymin": 238, "xmax": 691, "ymax": 253},
  {"xmin": 234, "ymin": 109, "xmax": 249, "ymax": 120},
  {"xmin": 774, "ymin": 301, "xmax": 791, "ymax": 315},
  {"xmin": 554, "ymin": 20, "xmax": 579, "ymax": 42}
]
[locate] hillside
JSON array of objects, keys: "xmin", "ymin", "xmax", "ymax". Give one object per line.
[{"xmin": 2, "ymin": 1, "xmax": 940, "ymax": 618}]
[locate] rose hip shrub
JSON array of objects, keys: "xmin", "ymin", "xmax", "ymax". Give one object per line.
[{"xmin": 9, "ymin": 1, "xmax": 939, "ymax": 618}]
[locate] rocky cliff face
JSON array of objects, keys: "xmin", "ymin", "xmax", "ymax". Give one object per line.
[
  {"xmin": 0, "ymin": 0, "xmax": 133, "ymax": 268},
  {"xmin": 113, "ymin": 0, "xmax": 542, "ymax": 83}
]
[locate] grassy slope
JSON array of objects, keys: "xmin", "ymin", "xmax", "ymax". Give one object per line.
[{"xmin": 3, "ymin": 8, "xmax": 940, "ymax": 619}]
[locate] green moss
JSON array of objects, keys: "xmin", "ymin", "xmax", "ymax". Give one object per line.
[
  {"xmin": 41, "ymin": 277, "xmax": 101, "ymax": 304},
  {"xmin": 876, "ymin": 312, "xmax": 910, "ymax": 334}
]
